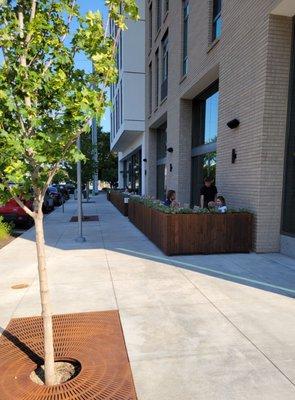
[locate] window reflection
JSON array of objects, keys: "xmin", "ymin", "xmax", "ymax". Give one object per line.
[
  {"xmin": 205, "ymin": 91, "xmax": 219, "ymax": 144},
  {"xmin": 191, "ymin": 151, "xmax": 216, "ymax": 206}
]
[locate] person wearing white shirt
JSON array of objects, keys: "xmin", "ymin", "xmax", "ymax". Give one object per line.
[{"xmin": 216, "ymin": 196, "xmax": 227, "ymax": 213}]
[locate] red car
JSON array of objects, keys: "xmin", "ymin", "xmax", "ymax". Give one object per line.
[{"xmin": 0, "ymin": 198, "xmax": 34, "ymax": 227}]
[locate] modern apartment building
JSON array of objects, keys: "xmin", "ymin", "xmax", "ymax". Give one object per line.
[
  {"xmin": 110, "ymin": 1, "xmax": 145, "ymax": 194},
  {"xmin": 145, "ymin": 0, "xmax": 295, "ymax": 256}
]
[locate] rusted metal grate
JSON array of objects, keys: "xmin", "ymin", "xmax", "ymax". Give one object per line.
[
  {"xmin": 70, "ymin": 215, "xmax": 99, "ymax": 222},
  {"xmin": 0, "ymin": 311, "xmax": 137, "ymax": 400}
]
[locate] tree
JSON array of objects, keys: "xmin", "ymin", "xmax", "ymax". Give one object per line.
[
  {"xmin": 97, "ymin": 128, "xmax": 118, "ymax": 186},
  {"xmin": 0, "ymin": 0, "xmax": 138, "ymax": 386}
]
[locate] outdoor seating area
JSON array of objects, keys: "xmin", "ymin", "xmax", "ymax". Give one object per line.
[
  {"xmin": 108, "ymin": 190, "xmax": 129, "ymax": 217},
  {"xmin": 128, "ymin": 197, "xmax": 253, "ymax": 256},
  {"xmin": 107, "ymin": 190, "xmax": 253, "ymax": 256}
]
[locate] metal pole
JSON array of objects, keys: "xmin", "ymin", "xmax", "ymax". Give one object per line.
[
  {"xmin": 92, "ymin": 117, "xmax": 98, "ymax": 195},
  {"xmin": 92, "ymin": 61, "xmax": 99, "ymax": 195},
  {"xmin": 76, "ymin": 135, "xmax": 86, "ymax": 242}
]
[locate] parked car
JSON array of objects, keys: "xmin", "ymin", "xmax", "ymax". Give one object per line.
[
  {"xmin": 64, "ymin": 182, "xmax": 76, "ymax": 195},
  {"xmin": 42, "ymin": 189, "xmax": 55, "ymax": 213},
  {"xmin": 0, "ymin": 198, "xmax": 34, "ymax": 227},
  {"xmin": 58, "ymin": 185, "xmax": 70, "ymax": 200},
  {"xmin": 48, "ymin": 186, "xmax": 64, "ymax": 206},
  {"xmin": 52, "ymin": 184, "xmax": 70, "ymax": 201}
]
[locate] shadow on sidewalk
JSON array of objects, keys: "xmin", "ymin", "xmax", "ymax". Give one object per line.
[
  {"xmin": 13, "ymin": 193, "xmax": 295, "ymax": 301},
  {"xmin": 0, "ymin": 327, "xmax": 43, "ymax": 365}
]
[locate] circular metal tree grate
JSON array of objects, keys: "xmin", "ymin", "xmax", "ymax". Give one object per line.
[{"xmin": 0, "ymin": 311, "xmax": 137, "ymax": 399}]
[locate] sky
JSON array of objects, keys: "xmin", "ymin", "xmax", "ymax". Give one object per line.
[{"xmin": 76, "ymin": 0, "xmax": 110, "ymax": 132}]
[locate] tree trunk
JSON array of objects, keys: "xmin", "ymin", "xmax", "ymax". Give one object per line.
[{"xmin": 34, "ymin": 210, "xmax": 56, "ymax": 385}]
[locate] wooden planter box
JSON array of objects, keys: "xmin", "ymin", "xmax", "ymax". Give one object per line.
[
  {"xmin": 109, "ymin": 191, "xmax": 129, "ymax": 217},
  {"xmin": 128, "ymin": 201, "xmax": 253, "ymax": 255}
]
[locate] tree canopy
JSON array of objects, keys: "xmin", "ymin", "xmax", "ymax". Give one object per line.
[{"xmin": 0, "ymin": 0, "xmax": 138, "ymax": 207}]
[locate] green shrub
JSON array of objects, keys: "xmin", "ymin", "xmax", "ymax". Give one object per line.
[
  {"xmin": 129, "ymin": 195, "xmax": 251, "ymax": 215},
  {"xmin": 0, "ymin": 216, "xmax": 12, "ymax": 240}
]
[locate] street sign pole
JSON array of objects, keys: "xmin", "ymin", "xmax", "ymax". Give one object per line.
[{"xmin": 76, "ymin": 135, "xmax": 86, "ymax": 242}]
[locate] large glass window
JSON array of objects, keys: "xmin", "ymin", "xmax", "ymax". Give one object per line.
[
  {"xmin": 156, "ymin": 0, "xmax": 162, "ymax": 32},
  {"xmin": 191, "ymin": 152, "xmax": 216, "ymax": 207},
  {"xmin": 164, "ymin": 0, "xmax": 169, "ymax": 14},
  {"xmin": 182, "ymin": 0, "xmax": 189, "ymax": 76},
  {"xmin": 212, "ymin": 0, "xmax": 222, "ymax": 41},
  {"xmin": 191, "ymin": 82, "xmax": 219, "ymax": 206},
  {"xmin": 157, "ymin": 123, "xmax": 167, "ymax": 200},
  {"xmin": 157, "ymin": 164, "xmax": 167, "ymax": 201},
  {"xmin": 123, "ymin": 149, "xmax": 142, "ymax": 194},
  {"xmin": 149, "ymin": 3, "xmax": 153, "ymax": 49},
  {"xmin": 192, "ymin": 83, "xmax": 219, "ymax": 147},
  {"xmin": 155, "ymin": 49, "xmax": 159, "ymax": 108},
  {"xmin": 149, "ymin": 62, "xmax": 152, "ymax": 115},
  {"xmin": 161, "ymin": 32, "xmax": 168, "ymax": 100},
  {"xmin": 282, "ymin": 19, "xmax": 295, "ymax": 236}
]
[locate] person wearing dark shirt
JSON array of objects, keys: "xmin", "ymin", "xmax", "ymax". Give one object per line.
[{"xmin": 200, "ymin": 177, "xmax": 217, "ymax": 208}]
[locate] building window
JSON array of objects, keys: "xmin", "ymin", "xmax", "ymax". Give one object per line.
[
  {"xmin": 164, "ymin": 0, "xmax": 169, "ymax": 14},
  {"xmin": 192, "ymin": 82, "xmax": 219, "ymax": 148},
  {"xmin": 212, "ymin": 0, "xmax": 222, "ymax": 41},
  {"xmin": 282, "ymin": 18, "xmax": 295, "ymax": 236},
  {"xmin": 120, "ymin": 80, "xmax": 123, "ymax": 125},
  {"xmin": 119, "ymin": 31, "xmax": 122, "ymax": 70},
  {"xmin": 156, "ymin": 0, "xmax": 162, "ymax": 32},
  {"xmin": 191, "ymin": 82, "xmax": 219, "ymax": 206},
  {"xmin": 149, "ymin": 3, "xmax": 153, "ymax": 49},
  {"xmin": 191, "ymin": 151, "xmax": 217, "ymax": 207},
  {"xmin": 149, "ymin": 62, "xmax": 152, "ymax": 114},
  {"xmin": 161, "ymin": 32, "xmax": 168, "ymax": 100},
  {"xmin": 182, "ymin": 0, "xmax": 189, "ymax": 76},
  {"xmin": 155, "ymin": 49, "xmax": 159, "ymax": 108},
  {"xmin": 115, "ymin": 95, "xmax": 119, "ymax": 132},
  {"xmin": 156, "ymin": 123, "xmax": 167, "ymax": 200},
  {"xmin": 123, "ymin": 149, "xmax": 142, "ymax": 194},
  {"xmin": 111, "ymin": 113, "xmax": 113, "ymax": 140}
]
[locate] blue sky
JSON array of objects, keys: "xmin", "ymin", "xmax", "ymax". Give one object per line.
[{"xmin": 76, "ymin": 0, "xmax": 110, "ymax": 132}]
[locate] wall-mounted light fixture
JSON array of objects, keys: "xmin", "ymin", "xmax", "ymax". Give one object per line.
[
  {"xmin": 227, "ymin": 119, "xmax": 240, "ymax": 129},
  {"xmin": 231, "ymin": 149, "xmax": 237, "ymax": 164},
  {"xmin": 143, "ymin": 158, "xmax": 147, "ymax": 162},
  {"xmin": 167, "ymin": 147, "xmax": 174, "ymax": 153}
]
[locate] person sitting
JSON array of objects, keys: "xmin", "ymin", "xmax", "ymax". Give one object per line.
[
  {"xmin": 200, "ymin": 177, "xmax": 218, "ymax": 209},
  {"xmin": 164, "ymin": 190, "xmax": 180, "ymax": 207},
  {"xmin": 216, "ymin": 195, "xmax": 227, "ymax": 213}
]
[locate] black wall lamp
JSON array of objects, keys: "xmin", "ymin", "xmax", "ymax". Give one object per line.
[
  {"xmin": 167, "ymin": 147, "xmax": 174, "ymax": 153},
  {"xmin": 143, "ymin": 158, "xmax": 147, "ymax": 162},
  {"xmin": 227, "ymin": 119, "xmax": 240, "ymax": 129}
]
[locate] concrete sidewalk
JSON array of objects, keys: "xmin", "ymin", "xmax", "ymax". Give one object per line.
[{"xmin": 1, "ymin": 193, "xmax": 295, "ymax": 399}]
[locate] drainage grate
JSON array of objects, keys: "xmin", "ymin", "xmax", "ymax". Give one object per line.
[
  {"xmin": 0, "ymin": 311, "xmax": 137, "ymax": 400},
  {"xmin": 70, "ymin": 215, "xmax": 99, "ymax": 222}
]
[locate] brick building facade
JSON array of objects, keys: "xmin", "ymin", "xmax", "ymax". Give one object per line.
[{"xmin": 144, "ymin": 0, "xmax": 295, "ymax": 256}]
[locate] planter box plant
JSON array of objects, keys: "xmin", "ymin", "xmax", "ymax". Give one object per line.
[
  {"xmin": 109, "ymin": 190, "xmax": 129, "ymax": 217},
  {"xmin": 128, "ymin": 198, "xmax": 253, "ymax": 256}
]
